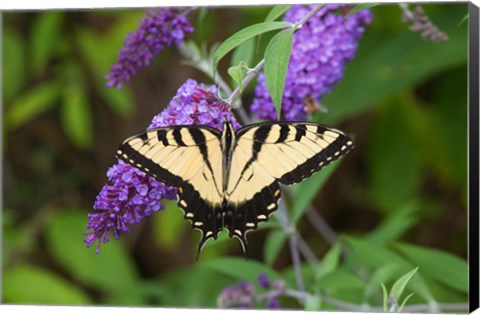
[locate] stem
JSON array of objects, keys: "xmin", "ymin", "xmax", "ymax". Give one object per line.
[
  {"xmin": 282, "ymin": 185, "xmax": 338, "ymax": 246},
  {"xmin": 225, "ymin": 4, "xmax": 325, "ymax": 115},
  {"xmin": 282, "ymin": 289, "xmax": 468, "ymax": 313},
  {"xmin": 296, "ymin": 236, "xmax": 319, "ymax": 265},
  {"xmin": 305, "ymin": 206, "xmax": 338, "ymax": 245},
  {"xmin": 277, "ymin": 199, "xmax": 304, "ymax": 292},
  {"xmin": 226, "ymin": 59, "xmax": 264, "ymax": 106}
]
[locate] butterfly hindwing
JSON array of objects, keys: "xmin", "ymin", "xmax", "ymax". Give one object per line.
[{"xmin": 177, "ymin": 182, "xmax": 223, "ymax": 255}]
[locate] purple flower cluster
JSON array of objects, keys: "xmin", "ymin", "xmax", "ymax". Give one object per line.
[
  {"xmin": 105, "ymin": 8, "xmax": 194, "ymax": 89},
  {"xmin": 217, "ymin": 273, "xmax": 285, "ymax": 309},
  {"xmin": 85, "ymin": 79, "xmax": 240, "ymax": 253},
  {"xmin": 250, "ymin": 5, "xmax": 372, "ymax": 121},
  {"xmin": 402, "ymin": 5, "xmax": 448, "ymax": 42}
]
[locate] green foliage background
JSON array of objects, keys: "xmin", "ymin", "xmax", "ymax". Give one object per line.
[{"xmin": 2, "ymin": 3, "xmax": 469, "ymax": 311}]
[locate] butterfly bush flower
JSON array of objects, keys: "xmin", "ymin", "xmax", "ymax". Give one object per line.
[
  {"xmin": 217, "ymin": 273, "xmax": 285, "ymax": 309},
  {"xmin": 85, "ymin": 79, "xmax": 240, "ymax": 253},
  {"xmin": 401, "ymin": 5, "xmax": 448, "ymax": 42},
  {"xmin": 105, "ymin": 8, "xmax": 194, "ymax": 89},
  {"xmin": 250, "ymin": 5, "xmax": 372, "ymax": 121}
]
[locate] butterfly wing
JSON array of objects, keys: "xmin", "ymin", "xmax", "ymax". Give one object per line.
[
  {"xmin": 225, "ymin": 122, "xmax": 355, "ymax": 251},
  {"xmin": 116, "ymin": 125, "xmax": 224, "ymax": 253}
]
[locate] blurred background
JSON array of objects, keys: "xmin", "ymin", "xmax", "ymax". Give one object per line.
[{"xmin": 2, "ymin": 3, "xmax": 469, "ymax": 310}]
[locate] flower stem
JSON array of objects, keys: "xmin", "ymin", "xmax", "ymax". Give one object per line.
[{"xmin": 225, "ymin": 4, "xmax": 325, "ymax": 112}]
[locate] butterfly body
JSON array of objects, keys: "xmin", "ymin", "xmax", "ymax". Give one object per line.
[{"xmin": 116, "ymin": 120, "xmax": 354, "ymax": 256}]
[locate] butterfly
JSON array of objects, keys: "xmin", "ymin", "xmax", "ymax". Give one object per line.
[{"xmin": 116, "ymin": 120, "xmax": 354, "ymax": 256}]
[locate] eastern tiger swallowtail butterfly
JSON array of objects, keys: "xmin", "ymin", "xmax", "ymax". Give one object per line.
[{"xmin": 116, "ymin": 120, "xmax": 354, "ymax": 256}]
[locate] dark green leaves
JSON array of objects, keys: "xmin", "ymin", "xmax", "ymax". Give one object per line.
[
  {"xmin": 291, "ymin": 160, "xmax": 341, "ymax": 224},
  {"xmin": 213, "ymin": 21, "xmax": 291, "ymax": 70},
  {"xmin": 265, "ymin": 5, "xmax": 293, "ymax": 22},
  {"xmin": 61, "ymin": 84, "xmax": 93, "ymax": 150},
  {"xmin": 5, "ymin": 82, "xmax": 60, "ymax": 130},
  {"xmin": 264, "ymin": 28, "xmax": 294, "ymax": 120},
  {"xmin": 200, "ymin": 257, "xmax": 280, "ymax": 282},
  {"xmin": 393, "ymin": 243, "xmax": 468, "ymax": 293},
  {"xmin": 346, "ymin": 4, "xmax": 379, "ymax": 17},
  {"xmin": 4, "ymin": 264, "xmax": 91, "ymax": 304},
  {"xmin": 45, "ymin": 211, "xmax": 139, "ymax": 291},
  {"xmin": 30, "ymin": 12, "xmax": 63, "ymax": 75}
]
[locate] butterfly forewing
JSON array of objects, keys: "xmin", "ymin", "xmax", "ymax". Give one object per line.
[
  {"xmin": 235, "ymin": 122, "xmax": 355, "ymax": 185},
  {"xmin": 116, "ymin": 125, "xmax": 225, "ymax": 251}
]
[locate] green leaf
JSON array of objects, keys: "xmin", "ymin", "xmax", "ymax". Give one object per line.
[
  {"xmin": 407, "ymin": 274, "xmax": 436, "ymax": 304},
  {"xmin": 3, "ymin": 29, "xmax": 26, "ymax": 102},
  {"xmin": 381, "ymin": 283, "xmax": 388, "ymax": 312},
  {"xmin": 366, "ymin": 99, "xmax": 422, "ymax": 211},
  {"xmin": 77, "ymin": 27, "xmax": 134, "ymax": 115},
  {"xmin": 305, "ymin": 293, "xmax": 322, "ymax": 310},
  {"xmin": 161, "ymin": 267, "xmax": 233, "ymax": 307},
  {"xmin": 152, "ymin": 200, "xmax": 187, "ymax": 250},
  {"xmin": 343, "ymin": 235, "xmax": 406, "ymax": 268},
  {"xmin": 457, "ymin": 13, "xmax": 468, "ymax": 26},
  {"xmin": 390, "ymin": 267, "xmax": 418, "ymax": 303},
  {"xmin": 398, "ymin": 293, "xmax": 415, "ymax": 312},
  {"xmin": 231, "ymin": 38, "xmax": 255, "ymax": 67},
  {"xmin": 265, "ymin": 5, "xmax": 293, "ymax": 22},
  {"xmin": 213, "ymin": 21, "xmax": 291, "ymax": 69},
  {"xmin": 5, "ymin": 82, "xmax": 60, "ymax": 130},
  {"xmin": 346, "ymin": 4, "xmax": 379, "ymax": 17},
  {"xmin": 366, "ymin": 202, "xmax": 418, "ymax": 244},
  {"xmin": 3, "ymin": 264, "xmax": 90, "ymax": 304},
  {"xmin": 200, "ymin": 257, "xmax": 280, "ymax": 282},
  {"xmin": 264, "ymin": 28, "xmax": 294, "ymax": 120},
  {"xmin": 264, "ymin": 229, "xmax": 288, "ymax": 265},
  {"xmin": 30, "ymin": 12, "xmax": 63, "ymax": 75},
  {"xmin": 364, "ymin": 263, "xmax": 403, "ymax": 301},
  {"xmin": 44, "ymin": 210, "xmax": 139, "ymax": 291},
  {"xmin": 228, "ymin": 65, "xmax": 246, "ymax": 92},
  {"xmin": 315, "ymin": 242, "xmax": 341, "ymax": 280},
  {"xmin": 393, "ymin": 242, "xmax": 468, "ymax": 293},
  {"xmin": 318, "ymin": 269, "xmax": 365, "ymax": 290},
  {"xmin": 291, "ymin": 159, "xmax": 341, "ymax": 224},
  {"xmin": 61, "ymin": 84, "xmax": 93, "ymax": 150}
]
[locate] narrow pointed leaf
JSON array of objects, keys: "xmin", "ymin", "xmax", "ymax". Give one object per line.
[
  {"xmin": 265, "ymin": 5, "xmax": 293, "ymax": 22},
  {"xmin": 264, "ymin": 28, "xmax": 294, "ymax": 120},
  {"xmin": 393, "ymin": 242, "xmax": 468, "ymax": 292},
  {"xmin": 346, "ymin": 4, "xmax": 379, "ymax": 17},
  {"xmin": 264, "ymin": 229, "xmax": 288, "ymax": 265},
  {"xmin": 390, "ymin": 267, "xmax": 418, "ymax": 302},
  {"xmin": 315, "ymin": 242, "xmax": 341, "ymax": 280},
  {"xmin": 213, "ymin": 21, "xmax": 291, "ymax": 70},
  {"xmin": 231, "ymin": 38, "xmax": 254, "ymax": 67},
  {"xmin": 228, "ymin": 65, "xmax": 246, "ymax": 92},
  {"xmin": 291, "ymin": 159, "xmax": 341, "ymax": 224}
]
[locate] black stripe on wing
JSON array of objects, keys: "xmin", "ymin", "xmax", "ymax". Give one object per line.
[
  {"xmin": 223, "ymin": 181, "xmax": 281, "ymax": 256},
  {"xmin": 279, "ymin": 126, "xmax": 354, "ymax": 185},
  {"xmin": 177, "ymin": 183, "xmax": 223, "ymax": 258},
  {"xmin": 237, "ymin": 122, "xmax": 355, "ymax": 186},
  {"xmin": 115, "ymin": 125, "xmax": 221, "ymax": 188},
  {"xmin": 117, "ymin": 141, "xmax": 185, "ymax": 187}
]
